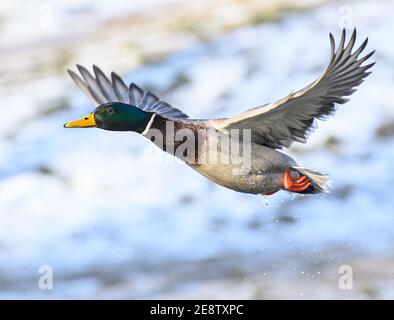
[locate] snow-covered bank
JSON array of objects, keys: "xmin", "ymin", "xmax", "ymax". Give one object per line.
[{"xmin": 0, "ymin": 0, "xmax": 393, "ymax": 299}]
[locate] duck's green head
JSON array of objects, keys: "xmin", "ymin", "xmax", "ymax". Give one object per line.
[{"xmin": 64, "ymin": 102, "xmax": 153, "ymax": 133}]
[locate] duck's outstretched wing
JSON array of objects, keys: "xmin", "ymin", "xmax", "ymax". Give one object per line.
[
  {"xmin": 67, "ymin": 65, "xmax": 189, "ymax": 119},
  {"xmin": 212, "ymin": 29, "xmax": 375, "ymax": 149}
]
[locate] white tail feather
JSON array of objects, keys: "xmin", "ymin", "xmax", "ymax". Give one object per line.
[{"xmin": 291, "ymin": 166, "xmax": 331, "ymax": 194}]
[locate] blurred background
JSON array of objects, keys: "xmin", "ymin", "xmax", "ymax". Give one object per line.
[{"xmin": 0, "ymin": 0, "xmax": 393, "ymax": 299}]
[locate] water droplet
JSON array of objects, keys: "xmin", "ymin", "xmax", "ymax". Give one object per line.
[{"xmin": 263, "ymin": 195, "xmax": 269, "ymax": 206}]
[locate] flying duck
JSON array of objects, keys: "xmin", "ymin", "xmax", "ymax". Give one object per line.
[{"xmin": 64, "ymin": 29, "xmax": 374, "ymax": 197}]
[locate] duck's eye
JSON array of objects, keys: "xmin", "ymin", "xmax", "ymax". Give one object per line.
[{"xmin": 106, "ymin": 108, "xmax": 113, "ymax": 113}]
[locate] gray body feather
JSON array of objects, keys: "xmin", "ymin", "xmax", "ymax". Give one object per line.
[{"xmin": 188, "ymin": 129, "xmax": 297, "ymax": 194}]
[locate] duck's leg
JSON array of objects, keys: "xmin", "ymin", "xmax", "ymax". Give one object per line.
[
  {"xmin": 283, "ymin": 169, "xmax": 311, "ymax": 192},
  {"xmin": 264, "ymin": 189, "xmax": 279, "ymax": 196}
]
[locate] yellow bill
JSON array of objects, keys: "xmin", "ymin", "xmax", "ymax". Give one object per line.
[{"xmin": 64, "ymin": 113, "xmax": 96, "ymax": 128}]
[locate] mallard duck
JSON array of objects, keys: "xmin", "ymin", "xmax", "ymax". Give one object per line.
[{"xmin": 64, "ymin": 29, "xmax": 374, "ymax": 196}]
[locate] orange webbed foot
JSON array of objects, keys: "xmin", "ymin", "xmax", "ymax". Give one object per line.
[{"xmin": 283, "ymin": 169, "xmax": 311, "ymax": 192}]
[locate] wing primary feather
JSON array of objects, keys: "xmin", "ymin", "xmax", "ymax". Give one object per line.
[
  {"xmin": 358, "ymin": 50, "xmax": 375, "ymax": 64},
  {"xmin": 129, "ymin": 83, "xmax": 144, "ymax": 106},
  {"xmin": 69, "ymin": 65, "xmax": 189, "ymax": 119},
  {"xmin": 216, "ymin": 30, "xmax": 375, "ymax": 149},
  {"xmin": 332, "ymin": 29, "xmax": 347, "ymax": 64},
  {"xmin": 76, "ymin": 64, "xmax": 107, "ymax": 104},
  {"xmin": 351, "ymin": 38, "xmax": 369, "ymax": 59},
  {"xmin": 111, "ymin": 72, "xmax": 129, "ymax": 103},
  {"xmin": 344, "ymin": 28, "xmax": 357, "ymax": 54},
  {"xmin": 93, "ymin": 65, "xmax": 117, "ymax": 101},
  {"xmin": 140, "ymin": 92, "xmax": 160, "ymax": 110},
  {"xmin": 67, "ymin": 69, "xmax": 99, "ymax": 104},
  {"xmin": 329, "ymin": 33, "xmax": 335, "ymax": 62}
]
